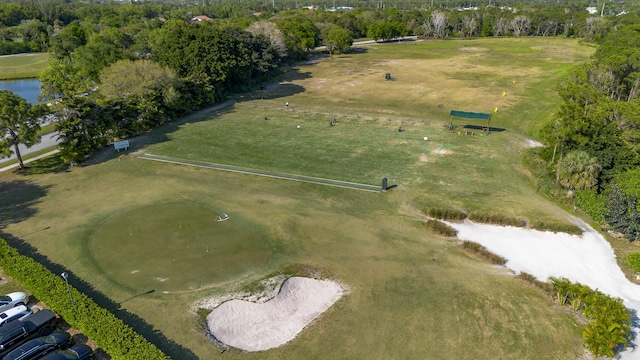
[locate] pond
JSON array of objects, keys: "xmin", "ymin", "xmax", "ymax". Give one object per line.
[{"xmin": 0, "ymin": 79, "xmax": 41, "ymax": 104}]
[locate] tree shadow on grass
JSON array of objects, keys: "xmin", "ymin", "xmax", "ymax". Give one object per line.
[
  {"xmin": 81, "ymin": 103, "xmax": 242, "ymax": 168},
  {"xmin": 81, "ymin": 67, "xmax": 309, "ymax": 168},
  {"xmin": 463, "ymin": 124, "xmax": 506, "ymax": 132},
  {"xmin": 0, "ymin": 231, "xmax": 199, "ymax": 360},
  {"xmin": 16, "ymin": 153, "xmax": 69, "ymax": 175},
  {"xmin": 0, "ymin": 179, "xmax": 49, "ymax": 229}
]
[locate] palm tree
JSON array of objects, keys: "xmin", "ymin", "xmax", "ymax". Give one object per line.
[
  {"xmin": 556, "ymin": 150, "xmax": 602, "ymax": 190},
  {"xmin": 548, "ymin": 277, "xmax": 572, "ymax": 305}
]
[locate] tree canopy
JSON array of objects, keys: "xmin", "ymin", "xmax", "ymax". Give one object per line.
[
  {"xmin": 539, "ymin": 24, "xmax": 640, "ymax": 241},
  {"xmin": 0, "ymin": 91, "xmax": 45, "ymax": 169}
]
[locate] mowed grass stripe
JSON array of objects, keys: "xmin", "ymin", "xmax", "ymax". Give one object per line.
[{"xmin": 139, "ymin": 153, "xmax": 381, "ymax": 192}]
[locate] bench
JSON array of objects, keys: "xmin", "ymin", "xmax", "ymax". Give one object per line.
[{"xmin": 114, "ymin": 140, "xmax": 130, "ymax": 152}]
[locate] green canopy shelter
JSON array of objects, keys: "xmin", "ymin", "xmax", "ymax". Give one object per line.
[{"xmin": 449, "ymin": 110, "xmax": 492, "ymax": 133}]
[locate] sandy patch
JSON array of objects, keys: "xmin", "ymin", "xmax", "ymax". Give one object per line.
[
  {"xmin": 524, "ymin": 139, "xmax": 543, "ymax": 148},
  {"xmin": 531, "ymin": 46, "xmax": 571, "ymax": 52},
  {"xmin": 419, "ymin": 148, "xmax": 452, "ymax": 163},
  {"xmin": 207, "ymin": 277, "xmax": 345, "ymax": 352},
  {"xmin": 432, "ymin": 148, "xmax": 452, "ymax": 155},
  {"xmin": 458, "ymin": 47, "xmax": 489, "ymax": 52},
  {"xmin": 447, "ymin": 218, "xmax": 640, "ymax": 359}
]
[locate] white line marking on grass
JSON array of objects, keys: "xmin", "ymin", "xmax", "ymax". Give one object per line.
[{"xmin": 139, "ymin": 154, "xmax": 381, "ymax": 193}]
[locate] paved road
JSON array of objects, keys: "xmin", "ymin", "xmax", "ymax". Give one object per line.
[{"xmin": 0, "ymin": 131, "xmax": 61, "ymax": 165}]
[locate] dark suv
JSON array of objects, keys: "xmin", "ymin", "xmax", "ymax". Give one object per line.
[
  {"xmin": 40, "ymin": 344, "xmax": 93, "ymax": 360},
  {"xmin": 3, "ymin": 331, "xmax": 70, "ymax": 360}
]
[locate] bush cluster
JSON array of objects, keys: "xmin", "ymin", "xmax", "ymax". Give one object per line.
[
  {"xmin": 0, "ymin": 238, "xmax": 168, "ymax": 360},
  {"xmin": 460, "ymin": 241, "xmax": 506, "ymax": 265},
  {"xmin": 549, "ymin": 277, "xmax": 631, "ymax": 358},
  {"xmin": 529, "ymin": 219, "xmax": 582, "ymax": 235},
  {"xmin": 627, "ymin": 253, "xmax": 640, "ymax": 273},
  {"xmin": 423, "ymin": 219, "xmax": 456, "ymax": 237},
  {"xmin": 423, "ymin": 207, "xmax": 466, "ymax": 220},
  {"xmin": 574, "ymin": 188, "xmax": 607, "ymax": 224},
  {"xmin": 467, "ymin": 211, "xmax": 526, "ymax": 227}
]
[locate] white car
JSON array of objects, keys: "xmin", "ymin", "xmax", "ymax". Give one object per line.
[
  {"xmin": 0, "ymin": 305, "xmax": 31, "ymax": 327},
  {"xmin": 0, "ymin": 292, "xmax": 28, "ymax": 314}
]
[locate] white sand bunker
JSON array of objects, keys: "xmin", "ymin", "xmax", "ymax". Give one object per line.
[
  {"xmin": 207, "ymin": 277, "xmax": 344, "ymax": 352},
  {"xmin": 447, "ymin": 218, "xmax": 640, "ymax": 360}
]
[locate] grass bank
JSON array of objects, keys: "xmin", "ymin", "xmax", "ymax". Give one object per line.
[{"xmin": 0, "ymin": 53, "xmax": 48, "ymax": 80}]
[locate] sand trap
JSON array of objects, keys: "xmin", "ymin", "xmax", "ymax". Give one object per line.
[
  {"xmin": 207, "ymin": 277, "xmax": 344, "ymax": 352},
  {"xmin": 447, "ymin": 218, "xmax": 640, "ymax": 359}
]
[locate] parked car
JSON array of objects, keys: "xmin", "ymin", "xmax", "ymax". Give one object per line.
[
  {"xmin": 0, "ymin": 293, "xmax": 28, "ymax": 314},
  {"xmin": 0, "ymin": 306, "xmax": 31, "ymax": 327},
  {"xmin": 2, "ymin": 331, "xmax": 71, "ymax": 360},
  {"xmin": 0, "ymin": 309, "xmax": 57, "ymax": 355},
  {"xmin": 39, "ymin": 344, "xmax": 93, "ymax": 360}
]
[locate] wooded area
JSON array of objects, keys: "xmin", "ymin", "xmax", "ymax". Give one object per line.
[{"xmin": 0, "ymin": 0, "xmax": 639, "ymax": 243}]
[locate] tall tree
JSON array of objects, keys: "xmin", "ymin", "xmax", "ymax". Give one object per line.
[
  {"xmin": 0, "ymin": 91, "xmax": 46, "ymax": 169},
  {"xmin": 511, "ymin": 15, "xmax": 531, "ymax": 37},
  {"xmin": 247, "ymin": 21, "xmax": 287, "ymax": 57},
  {"xmin": 150, "ymin": 21, "xmax": 254, "ymax": 91},
  {"xmin": 605, "ymin": 184, "xmax": 640, "ymax": 242},
  {"xmin": 325, "ymin": 26, "xmax": 352, "ymax": 56},
  {"xmin": 98, "ymin": 59, "xmax": 178, "ymax": 100},
  {"xmin": 276, "ymin": 15, "xmax": 317, "ymax": 60},
  {"xmin": 431, "ymin": 10, "xmax": 447, "ymax": 38}
]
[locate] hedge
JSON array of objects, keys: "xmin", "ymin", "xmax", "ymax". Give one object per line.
[
  {"xmin": 0, "ymin": 238, "xmax": 169, "ymax": 360},
  {"xmin": 423, "ymin": 219, "xmax": 456, "ymax": 237},
  {"xmin": 460, "ymin": 241, "xmax": 506, "ymax": 265},
  {"xmin": 423, "ymin": 207, "xmax": 466, "ymax": 220},
  {"xmin": 467, "ymin": 211, "xmax": 526, "ymax": 227}
]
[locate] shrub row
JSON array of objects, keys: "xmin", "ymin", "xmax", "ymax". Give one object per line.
[
  {"xmin": 460, "ymin": 241, "xmax": 506, "ymax": 265},
  {"xmin": 467, "ymin": 211, "xmax": 526, "ymax": 227},
  {"xmin": 549, "ymin": 277, "xmax": 631, "ymax": 358},
  {"xmin": 423, "ymin": 219, "xmax": 456, "ymax": 237},
  {"xmin": 424, "ymin": 206, "xmax": 582, "ymax": 235},
  {"xmin": 0, "ymin": 238, "xmax": 169, "ymax": 360},
  {"xmin": 423, "ymin": 207, "xmax": 466, "ymax": 220},
  {"xmin": 529, "ymin": 219, "xmax": 582, "ymax": 235}
]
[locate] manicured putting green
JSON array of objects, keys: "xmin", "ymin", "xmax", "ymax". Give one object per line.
[{"xmin": 89, "ymin": 203, "xmax": 271, "ymax": 292}]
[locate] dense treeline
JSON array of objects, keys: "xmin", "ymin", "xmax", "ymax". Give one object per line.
[
  {"xmin": 534, "ymin": 24, "xmax": 640, "ymax": 242},
  {"xmin": 1, "ymin": 1, "xmax": 639, "ymax": 55}
]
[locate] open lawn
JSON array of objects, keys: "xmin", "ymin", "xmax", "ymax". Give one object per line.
[
  {"xmin": 0, "ymin": 53, "xmax": 48, "ymax": 80},
  {"xmin": 0, "ymin": 38, "xmax": 597, "ymax": 359}
]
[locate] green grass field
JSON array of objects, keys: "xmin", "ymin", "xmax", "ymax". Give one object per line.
[
  {"xmin": 0, "ymin": 53, "xmax": 48, "ymax": 79},
  {"xmin": 89, "ymin": 203, "xmax": 272, "ymax": 292},
  {"xmin": 0, "ymin": 38, "xmax": 597, "ymax": 359}
]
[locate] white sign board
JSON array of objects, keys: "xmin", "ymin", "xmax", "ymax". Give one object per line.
[{"xmin": 114, "ymin": 140, "xmax": 129, "ymax": 152}]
